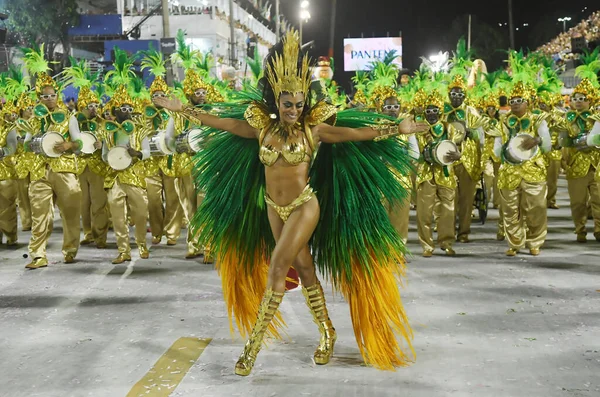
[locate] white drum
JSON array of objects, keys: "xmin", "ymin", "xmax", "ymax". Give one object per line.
[
  {"xmin": 175, "ymin": 128, "xmax": 204, "ymax": 153},
  {"xmin": 423, "ymin": 140, "xmax": 459, "ymax": 166},
  {"xmin": 80, "ymin": 131, "xmax": 98, "ymax": 154},
  {"xmin": 107, "ymin": 146, "xmax": 132, "ymax": 171},
  {"xmin": 148, "ymin": 130, "xmax": 174, "ymax": 156},
  {"xmin": 29, "ymin": 132, "xmax": 65, "ymax": 158},
  {"xmin": 504, "ymin": 133, "xmax": 538, "ymax": 165}
]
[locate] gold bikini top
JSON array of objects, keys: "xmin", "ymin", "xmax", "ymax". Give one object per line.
[
  {"xmin": 259, "ymin": 129, "xmax": 312, "ymax": 166},
  {"xmin": 244, "ymin": 101, "xmax": 338, "ymax": 167}
]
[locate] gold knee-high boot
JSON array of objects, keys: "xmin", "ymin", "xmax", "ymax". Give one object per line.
[
  {"xmin": 235, "ymin": 288, "xmax": 284, "ymax": 376},
  {"xmin": 302, "ymin": 282, "xmax": 337, "ymax": 365}
]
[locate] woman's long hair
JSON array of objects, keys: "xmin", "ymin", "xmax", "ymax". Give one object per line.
[{"xmin": 257, "ymin": 39, "xmax": 313, "ymax": 119}]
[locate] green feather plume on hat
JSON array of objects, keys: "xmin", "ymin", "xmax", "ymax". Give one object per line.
[
  {"xmin": 104, "ymin": 47, "xmax": 136, "ymax": 87},
  {"xmin": 575, "ymin": 47, "xmax": 600, "ymax": 87},
  {"xmin": 140, "ymin": 44, "xmax": 166, "ymax": 78}
]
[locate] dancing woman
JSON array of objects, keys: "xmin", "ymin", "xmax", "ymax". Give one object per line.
[{"xmin": 156, "ymin": 31, "xmax": 426, "ymax": 375}]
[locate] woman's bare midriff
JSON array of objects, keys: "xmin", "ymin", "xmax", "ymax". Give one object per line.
[{"xmin": 264, "ymin": 161, "xmax": 310, "ymax": 206}]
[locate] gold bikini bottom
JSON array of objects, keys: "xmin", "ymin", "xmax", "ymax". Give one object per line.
[{"xmin": 265, "ymin": 185, "xmax": 316, "ymax": 222}]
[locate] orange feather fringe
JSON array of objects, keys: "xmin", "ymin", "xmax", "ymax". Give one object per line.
[{"xmin": 338, "ymin": 254, "xmax": 415, "ymax": 370}]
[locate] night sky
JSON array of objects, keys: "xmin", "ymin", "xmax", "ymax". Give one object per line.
[{"xmin": 280, "ymin": 0, "xmax": 595, "ymax": 91}]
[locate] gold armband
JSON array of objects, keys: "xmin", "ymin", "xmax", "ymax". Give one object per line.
[
  {"xmin": 182, "ymin": 105, "xmax": 207, "ymax": 125},
  {"xmin": 373, "ymin": 123, "xmax": 399, "ymax": 141}
]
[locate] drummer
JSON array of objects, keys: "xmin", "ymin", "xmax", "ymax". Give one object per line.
[
  {"xmin": 101, "ymin": 85, "xmax": 151, "ymax": 264},
  {"xmin": 560, "ymin": 78, "xmax": 600, "ymax": 243},
  {"xmin": 68, "ymin": 84, "xmax": 109, "ymax": 249},
  {"xmin": 175, "ymin": 62, "xmax": 224, "ymax": 262},
  {"xmin": 443, "ymin": 74, "xmax": 485, "ymax": 244},
  {"xmin": 0, "ymin": 100, "xmax": 19, "ymax": 246},
  {"xmin": 142, "ymin": 62, "xmax": 185, "ymax": 248},
  {"xmin": 492, "ymin": 81, "xmax": 551, "ymax": 256},
  {"xmin": 14, "ymin": 93, "xmax": 36, "ymax": 232},
  {"xmin": 21, "ymin": 51, "xmax": 83, "ymax": 269},
  {"xmin": 414, "ymin": 90, "xmax": 462, "ymax": 257}
]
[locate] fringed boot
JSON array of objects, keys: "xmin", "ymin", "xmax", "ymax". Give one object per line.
[
  {"xmin": 235, "ymin": 288, "xmax": 284, "ymax": 376},
  {"xmin": 302, "ymin": 282, "xmax": 337, "ymax": 365}
]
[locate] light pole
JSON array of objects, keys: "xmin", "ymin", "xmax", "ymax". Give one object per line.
[
  {"xmin": 299, "ymin": 1, "xmax": 310, "ymax": 45},
  {"xmin": 558, "ymin": 17, "xmax": 572, "ymax": 32}
]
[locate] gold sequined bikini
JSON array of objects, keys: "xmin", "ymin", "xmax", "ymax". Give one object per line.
[{"xmin": 259, "ymin": 127, "xmax": 316, "ymax": 222}]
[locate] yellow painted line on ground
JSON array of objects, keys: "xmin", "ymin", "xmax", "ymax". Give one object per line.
[{"xmin": 127, "ymin": 337, "xmax": 212, "ymax": 397}]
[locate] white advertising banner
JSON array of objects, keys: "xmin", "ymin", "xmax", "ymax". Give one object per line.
[{"xmin": 343, "ymin": 37, "xmax": 403, "ymax": 71}]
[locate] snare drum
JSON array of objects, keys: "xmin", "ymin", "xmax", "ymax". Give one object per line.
[
  {"xmin": 148, "ymin": 130, "xmax": 174, "ymax": 156},
  {"xmin": 175, "ymin": 129, "xmax": 203, "ymax": 153},
  {"xmin": 80, "ymin": 131, "xmax": 98, "ymax": 154},
  {"xmin": 504, "ymin": 133, "xmax": 538, "ymax": 165},
  {"xmin": 423, "ymin": 140, "xmax": 459, "ymax": 166},
  {"xmin": 29, "ymin": 132, "xmax": 65, "ymax": 158},
  {"xmin": 107, "ymin": 146, "xmax": 132, "ymax": 170}
]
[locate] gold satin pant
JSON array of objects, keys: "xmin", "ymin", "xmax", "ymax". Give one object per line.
[
  {"xmin": 567, "ymin": 168, "xmax": 600, "ymax": 235},
  {"xmin": 500, "ymin": 180, "xmax": 547, "ymax": 250},
  {"xmin": 0, "ymin": 179, "xmax": 18, "ymax": 243},
  {"xmin": 80, "ymin": 166, "xmax": 108, "ymax": 244},
  {"xmin": 175, "ymin": 174, "xmax": 203, "ymax": 252},
  {"xmin": 454, "ymin": 163, "xmax": 478, "ymax": 239},
  {"xmin": 265, "ymin": 185, "xmax": 315, "ymax": 222},
  {"xmin": 16, "ymin": 176, "xmax": 32, "ymax": 230},
  {"xmin": 484, "ymin": 161, "xmax": 504, "ymax": 236},
  {"xmin": 417, "ymin": 179, "xmax": 456, "ymax": 251},
  {"xmin": 546, "ymin": 159, "xmax": 561, "ymax": 207},
  {"xmin": 146, "ymin": 171, "xmax": 184, "ymax": 241},
  {"xmin": 386, "ymin": 194, "xmax": 411, "ymax": 245},
  {"xmin": 108, "ymin": 180, "xmax": 148, "ymax": 254},
  {"xmin": 29, "ymin": 169, "xmax": 81, "ymax": 259}
]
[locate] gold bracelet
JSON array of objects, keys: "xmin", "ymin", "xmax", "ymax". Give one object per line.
[
  {"xmin": 182, "ymin": 105, "xmax": 206, "ymax": 125},
  {"xmin": 372, "ymin": 123, "xmax": 398, "ymax": 141}
]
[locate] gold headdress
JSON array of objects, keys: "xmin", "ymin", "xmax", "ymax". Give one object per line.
[
  {"xmin": 183, "ymin": 68, "xmax": 211, "ymax": 97},
  {"xmin": 17, "ymin": 92, "xmax": 36, "ymax": 111},
  {"xmin": 266, "ymin": 30, "xmax": 311, "ymax": 100},
  {"xmin": 63, "ymin": 58, "xmax": 100, "ymax": 111},
  {"xmin": 510, "ymin": 81, "xmax": 534, "ymax": 100},
  {"xmin": 425, "ymin": 90, "xmax": 444, "ymax": 109},
  {"xmin": 112, "ymin": 85, "xmax": 134, "ymax": 108},
  {"xmin": 20, "ymin": 43, "xmax": 58, "ymax": 96},
  {"xmin": 448, "ymin": 74, "xmax": 467, "ymax": 91},
  {"xmin": 141, "ymin": 45, "xmax": 169, "ymax": 94},
  {"xmin": 370, "ymin": 86, "xmax": 398, "ymax": 112},
  {"xmin": 572, "ymin": 78, "xmax": 598, "ymax": 102}
]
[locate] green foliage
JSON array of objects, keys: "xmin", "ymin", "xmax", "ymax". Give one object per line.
[{"xmin": 5, "ymin": 0, "xmax": 79, "ymax": 45}]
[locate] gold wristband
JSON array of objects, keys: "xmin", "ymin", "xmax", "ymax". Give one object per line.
[{"xmin": 373, "ymin": 123, "xmax": 398, "ymax": 141}]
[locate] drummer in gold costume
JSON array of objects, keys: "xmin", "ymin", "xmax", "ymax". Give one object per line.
[
  {"xmin": 536, "ymin": 92, "xmax": 564, "ymax": 210},
  {"xmin": 63, "ymin": 61, "xmax": 109, "ymax": 248},
  {"xmin": 372, "ymin": 85, "xmax": 415, "ymax": 245},
  {"xmin": 443, "ymin": 74, "xmax": 485, "ymax": 243},
  {"xmin": 14, "ymin": 93, "xmax": 35, "ymax": 232},
  {"xmin": 492, "ymin": 81, "xmax": 552, "ymax": 256},
  {"xmin": 415, "ymin": 90, "xmax": 462, "ymax": 257},
  {"xmin": 20, "ymin": 45, "xmax": 83, "ymax": 269},
  {"xmin": 170, "ymin": 33, "xmax": 222, "ymax": 261},
  {"xmin": 102, "ymin": 83, "xmax": 151, "ymax": 264},
  {"xmin": 559, "ymin": 78, "xmax": 600, "ymax": 242},
  {"xmin": 0, "ymin": 99, "xmax": 19, "ymax": 246},
  {"xmin": 141, "ymin": 49, "xmax": 184, "ymax": 246}
]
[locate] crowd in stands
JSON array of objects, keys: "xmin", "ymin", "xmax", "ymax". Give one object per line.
[{"xmin": 537, "ymin": 11, "xmax": 600, "ymax": 58}]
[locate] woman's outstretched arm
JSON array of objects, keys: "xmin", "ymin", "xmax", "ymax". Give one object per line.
[{"xmin": 154, "ymin": 96, "xmax": 258, "ymax": 139}]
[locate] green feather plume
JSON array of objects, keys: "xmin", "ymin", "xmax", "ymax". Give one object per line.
[
  {"xmin": 246, "ymin": 46, "xmax": 263, "ymax": 81},
  {"xmin": 20, "ymin": 43, "xmax": 51, "ymax": 76},
  {"xmin": 140, "ymin": 44, "xmax": 166, "ymax": 77},
  {"xmin": 171, "ymin": 29, "xmax": 197, "ymax": 70},
  {"xmin": 575, "ymin": 47, "xmax": 600, "ymax": 85},
  {"xmin": 104, "ymin": 47, "xmax": 136, "ymax": 87}
]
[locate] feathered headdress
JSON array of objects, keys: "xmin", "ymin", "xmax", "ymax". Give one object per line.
[
  {"xmin": 266, "ymin": 30, "xmax": 311, "ymax": 100},
  {"xmin": 20, "ymin": 43, "xmax": 58, "ymax": 96},
  {"xmin": 63, "ymin": 57, "xmax": 100, "ymax": 111},
  {"xmin": 367, "ymin": 55, "xmax": 400, "ymax": 111},
  {"xmin": 141, "ymin": 44, "xmax": 169, "ymax": 94},
  {"xmin": 105, "ymin": 47, "xmax": 136, "ymax": 108},
  {"xmin": 171, "ymin": 29, "xmax": 212, "ymax": 97},
  {"xmin": 573, "ymin": 47, "xmax": 600, "ymax": 102}
]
